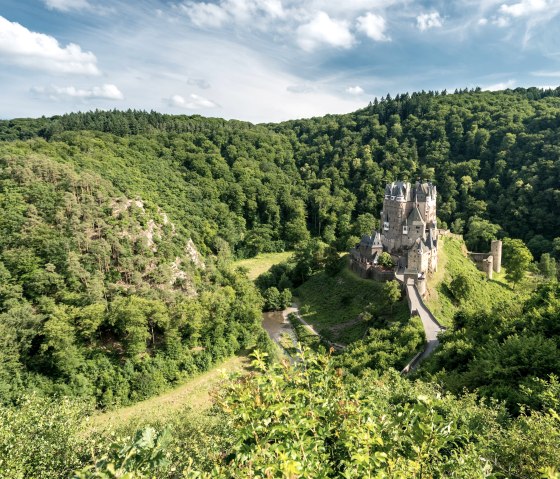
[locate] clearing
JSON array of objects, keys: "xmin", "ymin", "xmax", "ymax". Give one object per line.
[
  {"xmin": 234, "ymin": 251, "xmax": 293, "ymax": 280},
  {"xmin": 87, "ymin": 354, "xmax": 251, "ymax": 433}
]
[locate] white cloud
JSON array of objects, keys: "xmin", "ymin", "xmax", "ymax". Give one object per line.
[
  {"xmin": 308, "ymin": 0, "xmax": 406, "ymax": 16},
  {"xmin": 478, "ymin": 17, "xmax": 489, "ymax": 25},
  {"xmin": 346, "ymin": 85, "xmax": 364, "ymax": 95},
  {"xmin": 492, "ymin": 15, "xmax": 510, "ymax": 26},
  {"xmin": 416, "ymin": 12, "xmax": 443, "ymax": 31},
  {"xmin": 31, "ymin": 84, "xmax": 124, "ymax": 100},
  {"xmin": 499, "ymin": 0, "xmax": 548, "ymax": 17},
  {"xmin": 181, "ymin": 2, "xmax": 229, "ymax": 27},
  {"xmin": 180, "ymin": 0, "xmax": 285, "ymax": 28},
  {"xmin": 296, "ymin": 12, "xmax": 354, "ymax": 52},
  {"xmin": 356, "ymin": 12, "xmax": 390, "ymax": 41},
  {"xmin": 0, "ymin": 16, "xmax": 99, "ymax": 75},
  {"xmin": 43, "ymin": 0, "xmax": 91, "ymax": 12},
  {"xmin": 167, "ymin": 93, "xmax": 219, "ymax": 109},
  {"xmin": 483, "ymin": 79, "xmax": 516, "ymax": 91}
]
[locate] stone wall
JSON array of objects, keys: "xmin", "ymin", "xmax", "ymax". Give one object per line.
[
  {"xmin": 349, "ymin": 259, "xmax": 395, "ymax": 282},
  {"xmin": 468, "ymin": 239, "xmax": 502, "ymax": 278}
]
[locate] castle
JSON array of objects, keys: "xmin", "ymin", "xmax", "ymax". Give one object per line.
[
  {"xmin": 351, "ymin": 180, "xmax": 503, "ymax": 294},
  {"xmin": 350, "ymin": 181, "xmax": 439, "ymax": 286}
]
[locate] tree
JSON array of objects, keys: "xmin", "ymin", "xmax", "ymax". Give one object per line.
[
  {"xmin": 449, "ymin": 273, "xmax": 473, "ymax": 301},
  {"xmin": 354, "ymin": 213, "xmax": 377, "ymax": 237},
  {"xmin": 324, "ymin": 247, "xmax": 342, "ymax": 276},
  {"xmin": 280, "ymin": 289, "xmax": 292, "ymax": 309},
  {"xmin": 539, "ymin": 253, "xmax": 557, "ymax": 281},
  {"xmin": 503, "ymin": 238, "xmax": 533, "ymax": 287},
  {"xmin": 464, "ymin": 217, "xmax": 501, "ymax": 252},
  {"xmin": 292, "ymin": 238, "xmax": 328, "ymax": 284},
  {"xmin": 263, "ymin": 287, "xmax": 283, "ymax": 311},
  {"xmin": 378, "ymin": 252, "xmax": 395, "ymax": 269},
  {"xmin": 382, "ymin": 280, "xmax": 401, "ymax": 312}
]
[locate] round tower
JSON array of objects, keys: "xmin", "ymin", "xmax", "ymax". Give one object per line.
[
  {"xmin": 483, "ymin": 256, "xmax": 493, "ymax": 280},
  {"xmin": 491, "ymin": 240, "xmax": 502, "ymax": 273}
]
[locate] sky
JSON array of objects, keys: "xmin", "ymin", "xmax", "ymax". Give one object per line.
[{"xmin": 1, "ymin": 0, "xmax": 560, "ymax": 123}]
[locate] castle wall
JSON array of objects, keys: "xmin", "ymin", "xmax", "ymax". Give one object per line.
[
  {"xmin": 468, "ymin": 252, "xmax": 489, "ymax": 262},
  {"xmin": 468, "ymin": 240, "xmax": 502, "ymax": 277},
  {"xmin": 381, "ymin": 198, "xmax": 409, "ymax": 251},
  {"xmin": 429, "ymin": 250, "xmax": 438, "ymax": 273},
  {"xmin": 350, "ymin": 258, "xmax": 395, "ymax": 282},
  {"xmin": 381, "ymin": 182, "xmax": 437, "ymax": 254},
  {"xmin": 416, "ymin": 277, "xmax": 427, "ymax": 296}
]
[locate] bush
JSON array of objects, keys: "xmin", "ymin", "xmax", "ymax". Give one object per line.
[
  {"xmin": 377, "ymin": 252, "xmax": 395, "ymax": 269},
  {"xmin": 263, "ymin": 287, "xmax": 292, "ymax": 311},
  {"xmin": 0, "ymin": 395, "xmax": 90, "ymax": 479}
]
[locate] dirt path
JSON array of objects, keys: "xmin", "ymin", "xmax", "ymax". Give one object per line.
[
  {"xmin": 284, "ymin": 304, "xmax": 346, "ymax": 351},
  {"xmin": 87, "ymin": 355, "xmax": 251, "ymax": 433}
]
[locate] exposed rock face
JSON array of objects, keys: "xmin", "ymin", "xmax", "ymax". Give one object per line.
[
  {"xmin": 111, "ymin": 196, "xmax": 204, "ymax": 293},
  {"xmin": 111, "ymin": 198, "xmax": 146, "ymax": 216}
]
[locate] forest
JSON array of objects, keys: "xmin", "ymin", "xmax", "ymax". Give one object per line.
[{"xmin": 0, "ymin": 87, "xmax": 559, "ymax": 477}]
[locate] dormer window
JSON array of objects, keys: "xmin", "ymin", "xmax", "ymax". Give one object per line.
[{"xmin": 383, "ymin": 221, "xmax": 389, "ymax": 231}]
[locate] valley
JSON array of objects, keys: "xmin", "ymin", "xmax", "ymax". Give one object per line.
[{"xmin": 1, "ymin": 90, "xmax": 559, "ymax": 478}]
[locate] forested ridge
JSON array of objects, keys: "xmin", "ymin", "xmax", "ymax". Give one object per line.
[
  {"xmin": 1, "ymin": 88, "xmax": 560, "ymax": 477},
  {"xmin": 3, "ymin": 87, "xmax": 560, "ymax": 256}
]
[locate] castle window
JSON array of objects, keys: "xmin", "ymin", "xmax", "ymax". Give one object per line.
[
  {"xmin": 383, "ymin": 221, "xmax": 389, "ymax": 231},
  {"xmin": 403, "ymin": 225, "xmax": 408, "ymax": 234}
]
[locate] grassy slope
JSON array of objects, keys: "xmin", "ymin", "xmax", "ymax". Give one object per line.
[
  {"xmin": 88, "ymin": 355, "xmax": 251, "ymax": 433},
  {"xmin": 425, "ymin": 236, "xmax": 516, "ymax": 327},
  {"xmin": 234, "ymin": 252, "xmax": 293, "ymax": 280},
  {"xmin": 295, "ymin": 260, "xmax": 409, "ymax": 345}
]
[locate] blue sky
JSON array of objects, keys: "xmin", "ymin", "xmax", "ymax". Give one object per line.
[{"xmin": 1, "ymin": 0, "xmax": 560, "ymax": 122}]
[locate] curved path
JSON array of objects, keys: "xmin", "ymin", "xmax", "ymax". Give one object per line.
[
  {"xmin": 284, "ymin": 304, "xmax": 346, "ymax": 351},
  {"xmin": 401, "ymin": 279, "xmax": 445, "ymax": 373}
]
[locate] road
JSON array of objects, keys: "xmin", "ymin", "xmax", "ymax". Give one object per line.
[{"xmin": 402, "ymin": 279, "xmax": 445, "ymax": 373}]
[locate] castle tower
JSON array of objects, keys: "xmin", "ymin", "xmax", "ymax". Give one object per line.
[
  {"xmin": 491, "ymin": 240, "xmax": 502, "ymax": 273},
  {"xmin": 482, "ymin": 256, "xmax": 493, "ymax": 280}
]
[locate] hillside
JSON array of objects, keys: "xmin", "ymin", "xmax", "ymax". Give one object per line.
[
  {"xmin": 291, "ymin": 260, "xmax": 425, "ymax": 374},
  {"xmin": 425, "ymin": 235, "xmax": 518, "ymax": 327},
  {"xmin": 1, "ymin": 91, "xmax": 560, "ymax": 477},
  {"xmin": 0, "ymin": 152, "xmax": 266, "ymax": 406},
  {"xmin": 2, "ymin": 88, "xmax": 560, "ymax": 262}
]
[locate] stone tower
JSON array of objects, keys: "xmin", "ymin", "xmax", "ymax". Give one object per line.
[
  {"xmin": 380, "ymin": 181, "xmax": 437, "ymax": 254},
  {"xmin": 490, "ymin": 240, "xmax": 502, "ymax": 273},
  {"xmin": 482, "ymin": 256, "xmax": 493, "ymax": 279}
]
